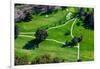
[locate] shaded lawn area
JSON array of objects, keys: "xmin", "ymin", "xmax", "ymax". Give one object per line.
[{"xmin": 15, "ymin": 37, "xmax": 77, "ymax": 62}]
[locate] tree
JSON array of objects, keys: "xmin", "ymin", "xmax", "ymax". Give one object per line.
[
  {"xmin": 84, "ymin": 12, "xmax": 94, "ymax": 29},
  {"xmin": 71, "ymin": 37, "xmax": 78, "ymax": 46},
  {"xmin": 63, "ymin": 35, "xmax": 83, "ymax": 48},
  {"xmin": 23, "ymin": 10, "xmax": 32, "ymax": 22},
  {"xmin": 76, "ymin": 8, "xmax": 94, "ymax": 30},
  {"xmin": 34, "ymin": 29, "xmax": 48, "ymax": 41}
]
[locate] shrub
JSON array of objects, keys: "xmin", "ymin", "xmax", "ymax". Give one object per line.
[
  {"xmin": 15, "ymin": 49, "xmax": 32, "ymax": 65},
  {"xmin": 63, "ymin": 35, "xmax": 83, "ymax": 48},
  {"xmin": 15, "ymin": 54, "xmax": 29, "ymax": 65},
  {"xmin": 31, "ymin": 54, "xmax": 51, "ymax": 64},
  {"xmin": 71, "ymin": 37, "xmax": 78, "ymax": 46},
  {"xmin": 23, "ymin": 10, "xmax": 33, "ymax": 22},
  {"xmin": 77, "ymin": 35, "xmax": 83, "ymax": 42},
  {"xmin": 62, "ymin": 41, "xmax": 74, "ymax": 48},
  {"xmin": 76, "ymin": 22, "xmax": 81, "ymax": 26},
  {"xmin": 31, "ymin": 54, "xmax": 65, "ymax": 64},
  {"xmin": 64, "ymin": 30, "xmax": 70, "ymax": 36},
  {"xmin": 52, "ymin": 57, "xmax": 64, "ymax": 63}
]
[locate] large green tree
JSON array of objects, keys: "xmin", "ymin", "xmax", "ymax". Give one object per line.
[{"xmin": 34, "ymin": 29, "xmax": 48, "ymax": 41}]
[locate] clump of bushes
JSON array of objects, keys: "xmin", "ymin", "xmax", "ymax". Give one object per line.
[
  {"xmin": 31, "ymin": 54, "xmax": 65, "ymax": 64},
  {"xmin": 22, "ymin": 10, "xmax": 33, "ymax": 22},
  {"xmin": 15, "ymin": 52, "xmax": 65, "ymax": 65},
  {"xmin": 31, "ymin": 54, "xmax": 51, "ymax": 64},
  {"xmin": 15, "ymin": 49, "xmax": 32, "ymax": 65},
  {"xmin": 63, "ymin": 35, "xmax": 83, "ymax": 48},
  {"xmin": 64, "ymin": 30, "xmax": 70, "ymax": 36},
  {"xmin": 15, "ymin": 54, "xmax": 30, "ymax": 65},
  {"xmin": 76, "ymin": 18, "xmax": 83, "ymax": 26},
  {"xmin": 52, "ymin": 57, "xmax": 64, "ymax": 63}
]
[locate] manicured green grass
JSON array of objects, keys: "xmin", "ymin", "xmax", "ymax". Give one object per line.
[
  {"xmin": 16, "ymin": 9, "xmax": 68, "ymax": 32},
  {"xmin": 47, "ymin": 20, "xmax": 73, "ymax": 42},
  {"xmin": 16, "ymin": 7, "xmax": 79, "ymax": 33},
  {"xmin": 15, "ymin": 19, "xmax": 78, "ymax": 63},
  {"xmin": 73, "ymin": 19, "xmax": 94, "ymax": 61},
  {"xmin": 15, "ymin": 8, "xmax": 94, "ymax": 65},
  {"xmin": 15, "ymin": 36, "xmax": 77, "ymax": 62}
]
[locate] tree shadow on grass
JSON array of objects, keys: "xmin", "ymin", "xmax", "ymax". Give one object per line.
[{"xmin": 23, "ymin": 39, "xmax": 41, "ymax": 50}]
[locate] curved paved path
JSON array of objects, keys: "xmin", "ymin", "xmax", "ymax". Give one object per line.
[
  {"xmin": 20, "ymin": 12, "xmax": 73, "ymax": 35},
  {"xmin": 47, "ymin": 13, "xmax": 73, "ymax": 31},
  {"xmin": 70, "ymin": 18, "xmax": 77, "ymax": 38},
  {"xmin": 70, "ymin": 18, "xmax": 80, "ymax": 60},
  {"xmin": 19, "ymin": 17, "xmax": 78, "ymax": 45},
  {"xmin": 19, "ymin": 34, "xmax": 65, "ymax": 44}
]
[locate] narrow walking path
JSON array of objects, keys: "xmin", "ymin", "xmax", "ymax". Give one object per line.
[
  {"xmin": 70, "ymin": 18, "xmax": 77, "ymax": 38},
  {"xmin": 47, "ymin": 18, "xmax": 74, "ymax": 31},
  {"xmin": 19, "ymin": 35, "xmax": 35, "ymax": 38},
  {"xmin": 46, "ymin": 39, "xmax": 65, "ymax": 44},
  {"xmin": 20, "ymin": 32, "xmax": 35, "ymax": 35},
  {"xmin": 70, "ymin": 17, "xmax": 80, "ymax": 60},
  {"xmin": 18, "ymin": 17, "xmax": 78, "ymax": 46},
  {"xmin": 47, "ymin": 12, "xmax": 73, "ymax": 31},
  {"xmin": 19, "ymin": 16, "xmax": 78, "ymax": 46},
  {"xmin": 19, "ymin": 34, "xmax": 65, "ymax": 44}
]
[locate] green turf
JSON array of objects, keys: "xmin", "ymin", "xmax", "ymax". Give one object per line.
[
  {"xmin": 15, "ymin": 8, "xmax": 94, "ymax": 65},
  {"xmin": 73, "ymin": 18, "xmax": 94, "ymax": 61},
  {"xmin": 16, "ymin": 9, "xmax": 68, "ymax": 32},
  {"xmin": 15, "ymin": 36, "xmax": 78, "ymax": 62}
]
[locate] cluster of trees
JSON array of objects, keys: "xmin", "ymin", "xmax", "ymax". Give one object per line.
[
  {"xmin": 63, "ymin": 35, "xmax": 83, "ymax": 48},
  {"xmin": 15, "ymin": 53, "xmax": 65, "ymax": 65},
  {"xmin": 15, "ymin": 5, "xmax": 33, "ymax": 22},
  {"xmin": 77, "ymin": 8, "xmax": 94, "ymax": 30},
  {"xmin": 15, "ymin": 4, "xmax": 63, "ymax": 22},
  {"xmin": 84, "ymin": 12, "xmax": 94, "ymax": 29}
]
